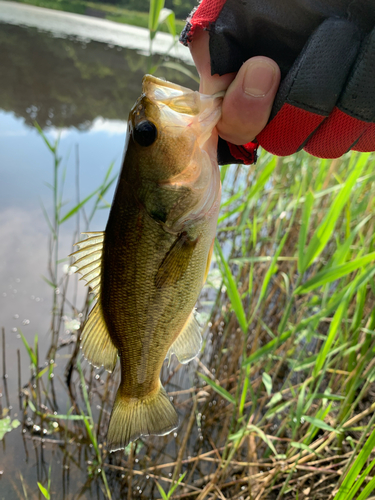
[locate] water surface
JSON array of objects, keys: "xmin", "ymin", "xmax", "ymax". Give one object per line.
[{"xmin": 0, "ymin": 14, "xmax": 198, "ymax": 499}]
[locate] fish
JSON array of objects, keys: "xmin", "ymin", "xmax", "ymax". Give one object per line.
[{"xmin": 70, "ymin": 75, "xmax": 223, "ymax": 451}]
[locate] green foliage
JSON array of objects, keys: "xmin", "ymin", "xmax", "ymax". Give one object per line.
[
  {"xmin": 149, "ymin": 0, "xmax": 166, "ymax": 37},
  {"xmin": 198, "ymin": 373, "xmax": 236, "ymax": 405},
  {"xmin": 37, "ymin": 483, "xmax": 50, "ymax": 500},
  {"xmin": 77, "ymin": 359, "xmax": 112, "ymax": 499},
  {"xmin": 0, "ymin": 416, "xmax": 21, "ymax": 440},
  {"xmin": 156, "ymin": 472, "xmax": 187, "ymax": 499},
  {"xmin": 209, "ymin": 149, "xmax": 375, "ymax": 494},
  {"xmin": 91, "ymin": 0, "xmax": 195, "ymax": 18},
  {"xmin": 214, "ymin": 239, "xmax": 248, "ymax": 333},
  {"xmin": 333, "ymin": 427, "xmax": 375, "ymax": 500},
  {"xmin": 300, "ymin": 153, "xmax": 369, "ymax": 272}
]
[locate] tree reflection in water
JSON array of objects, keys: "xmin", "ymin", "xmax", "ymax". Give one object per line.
[{"xmin": 0, "ymin": 22, "xmax": 197, "ymax": 130}]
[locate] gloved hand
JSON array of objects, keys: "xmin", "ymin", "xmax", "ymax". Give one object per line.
[{"xmin": 180, "ymin": 0, "xmax": 375, "ymax": 164}]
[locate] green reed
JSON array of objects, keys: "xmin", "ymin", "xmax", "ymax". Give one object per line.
[{"xmin": 200, "ymin": 150, "xmax": 375, "ymax": 498}]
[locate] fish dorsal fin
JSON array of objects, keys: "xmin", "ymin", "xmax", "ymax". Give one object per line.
[
  {"xmin": 70, "ymin": 232, "xmax": 104, "ymax": 297},
  {"xmin": 155, "ymin": 232, "xmax": 198, "ymax": 288},
  {"xmin": 166, "ymin": 310, "xmax": 202, "ymax": 364},
  {"xmin": 80, "ymin": 301, "xmax": 118, "ymax": 373}
]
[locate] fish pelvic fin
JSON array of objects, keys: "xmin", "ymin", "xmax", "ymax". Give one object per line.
[
  {"xmin": 166, "ymin": 310, "xmax": 202, "ymax": 365},
  {"xmin": 81, "ymin": 301, "xmax": 118, "ymax": 373},
  {"xmin": 107, "ymin": 383, "xmax": 178, "ymax": 452},
  {"xmin": 69, "ymin": 232, "xmax": 104, "ymax": 297}
]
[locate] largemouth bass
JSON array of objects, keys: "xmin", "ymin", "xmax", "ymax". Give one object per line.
[{"xmin": 71, "ymin": 75, "xmax": 223, "ymax": 451}]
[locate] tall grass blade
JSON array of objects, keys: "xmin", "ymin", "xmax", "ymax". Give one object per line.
[
  {"xmin": 298, "ymin": 190, "xmax": 314, "ymax": 274},
  {"xmin": 214, "ymin": 240, "xmax": 247, "ymax": 333},
  {"xmin": 149, "ymin": 0, "xmax": 165, "ymax": 39},
  {"xmin": 313, "ymin": 298, "xmax": 347, "ymax": 377},
  {"xmin": 18, "ymin": 330, "xmax": 37, "ymax": 368},
  {"xmin": 59, "ymin": 187, "xmax": 100, "ymax": 224},
  {"xmin": 295, "ymin": 253, "xmax": 375, "ymax": 294},
  {"xmin": 37, "ymin": 482, "xmax": 50, "ymax": 500},
  {"xmin": 333, "ymin": 426, "xmax": 375, "ymax": 500},
  {"xmin": 159, "ymin": 8, "xmax": 176, "ymax": 37},
  {"xmin": 302, "ymin": 415, "xmax": 337, "ymax": 433},
  {"xmin": 198, "ymin": 373, "xmax": 235, "ymax": 405},
  {"xmin": 302, "ymin": 154, "xmax": 368, "ymax": 272}
]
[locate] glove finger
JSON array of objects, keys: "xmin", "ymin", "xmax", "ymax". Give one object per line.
[
  {"xmin": 306, "ymin": 27, "xmax": 375, "ymax": 157},
  {"xmin": 351, "ymin": 28, "xmax": 375, "ymax": 153},
  {"xmin": 353, "ymin": 124, "xmax": 375, "ymax": 152},
  {"xmin": 257, "ymin": 17, "xmax": 362, "ymax": 156},
  {"xmin": 219, "ymin": 56, "xmax": 280, "ymax": 145}
]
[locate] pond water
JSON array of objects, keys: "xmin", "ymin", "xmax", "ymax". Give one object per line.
[{"xmin": 0, "ymin": 10, "xmax": 201, "ymax": 499}]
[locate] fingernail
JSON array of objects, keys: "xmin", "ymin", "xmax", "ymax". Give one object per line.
[{"xmin": 243, "ymin": 60, "xmax": 276, "ymax": 98}]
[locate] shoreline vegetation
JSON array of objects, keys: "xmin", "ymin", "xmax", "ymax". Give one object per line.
[
  {"xmin": 6, "ymin": 134, "xmax": 375, "ymax": 498},
  {"xmin": 11, "ymin": 0, "xmax": 188, "ymax": 34}
]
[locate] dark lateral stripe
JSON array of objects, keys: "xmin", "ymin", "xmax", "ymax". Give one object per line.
[
  {"xmin": 304, "ymin": 107, "xmax": 369, "ymax": 158},
  {"xmin": 257, "ymin": 103, "xmax": 325, "ymax": 156},
  {"xmin": 352, "ymin": 124, "xmax": 375, "ymax": 152}
]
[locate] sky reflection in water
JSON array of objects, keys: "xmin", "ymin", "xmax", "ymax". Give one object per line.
[{"xmin": 0, "ymin": 20, "xmax": 196, "ymax": 350}]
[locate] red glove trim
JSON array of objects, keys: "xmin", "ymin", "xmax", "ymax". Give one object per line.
[
  {"xmin": 228, "ymin": 141, "xmax": 258, "ymax": 165},
  {"xmin": 257, "ymin": 103, "xmax": 325, "ymax": 156},
  {"xmin": 352, "ymin": 123, "xmax": 375, "ymax": 152},
  {"xmin": 304, "ymin": 107, "xmax": 369, "ymax": 158},
  {"xmin": 188, "ymin": 0, "xmax": 227, "ymax": 40}
]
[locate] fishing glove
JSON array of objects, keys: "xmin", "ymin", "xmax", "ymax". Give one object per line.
[{"xmin": 180, "ymin": 0, "xmax": 375, "ymax": 164}]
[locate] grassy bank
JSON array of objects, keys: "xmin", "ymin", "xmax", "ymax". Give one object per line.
[{"xmin": 12, "ymin": 0, "xmax": 187, "ymax": 34}]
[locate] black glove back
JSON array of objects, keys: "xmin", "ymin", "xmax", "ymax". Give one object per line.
[{"xmin": 181, "ymin": 0, "xmax": 375, "ymax": 162}]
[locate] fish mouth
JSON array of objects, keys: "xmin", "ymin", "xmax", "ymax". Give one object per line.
[
  {"xmin": 142, "ymin": 74, "xmax": 201, "ymax": 116},
  {"xmin": 141, "ymin": 74, "xmax": 224, "ymax": 146},
  {"xmin": 142, "ymin": 74, "xmax": 224, "ymax": 117},
  {"xmin": 142, "ymin": 74, "xmax": 193, "ymax": 100}
]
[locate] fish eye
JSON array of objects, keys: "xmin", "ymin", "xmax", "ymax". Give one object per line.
[{"xmin": 133, "ymin": 120, "xmax": 157, "ymax": 147}]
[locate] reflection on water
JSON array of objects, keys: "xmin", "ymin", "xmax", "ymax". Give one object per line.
[
  {"xmin": 0, "ymin": 20, "xmax": 198, "ymax": 499},
  {"xmin": 0, "ymin": 23, "xmax": 196, "ymax": 129}
]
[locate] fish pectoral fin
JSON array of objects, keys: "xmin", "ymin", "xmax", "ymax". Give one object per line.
[
  {"xmin": 107, "ymin": 382, "xmax": 178, "ymax": 452},
  {"xmin": 155, "ymin": 232, "xmax": 198, "ymax": 288},
  {"xmin": 166, "ymin": 310, "xmax": 202, "ymax": 364},
  {"xmin": 80, "ymin": 301, "xmax": 118, "ymax": 373},
  {"xmin": 69, "ymin": 231, "xmax": 104, "ymax": 297}
]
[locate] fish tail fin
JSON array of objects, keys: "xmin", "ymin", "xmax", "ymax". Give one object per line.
[{"xmin": 107, "ymin": 382, "xmax": 178, "ymax": 452}]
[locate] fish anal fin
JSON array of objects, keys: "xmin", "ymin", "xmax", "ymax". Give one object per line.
[
  {"xmin": 155, "ymin": 232, "xmax": 198, "ymax": 288},
  {"xmin": 81, "ymin": 301, "xmax": 118, "ymax": 373},
  {"xmin": 107, "ymin": 383, "xmax": 178, "ymax": 452},
  {"xmin": 166, "ymin": 311, "xmax": 202, "ymax": 364}
]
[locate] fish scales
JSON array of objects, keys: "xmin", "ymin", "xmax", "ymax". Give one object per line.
[{"xmin": 70, "ymin": 75, "xmax": 223, "ymax": 451}]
